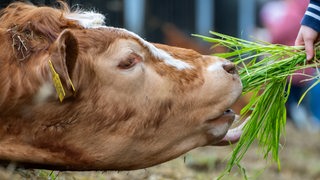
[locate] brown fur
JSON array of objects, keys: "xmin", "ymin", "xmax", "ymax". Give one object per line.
[{"xmin": 0, "ymin": 2, "xmax": 243, "ymax": 170}]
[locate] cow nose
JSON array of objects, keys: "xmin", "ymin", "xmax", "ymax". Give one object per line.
[{"xmin": 222, "ymin": 62, "xmax": 237, "ymax": 74}]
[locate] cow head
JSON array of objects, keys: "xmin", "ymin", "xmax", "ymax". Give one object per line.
[{"xmin": 0, "ymin": 2, "xmax": 244, "ymax": 170}]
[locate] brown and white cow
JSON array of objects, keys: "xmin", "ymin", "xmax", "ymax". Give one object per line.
[{"xmin": 0, "ymin": 2, "xmax": 244, "ymax": 170}]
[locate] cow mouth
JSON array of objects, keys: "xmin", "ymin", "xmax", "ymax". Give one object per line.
[
  {"xmin": 213, "ymin": 109, "xmax": 248, "ymax": 146},
  {"xmin": 223, "ymin": 109, "xmax": 236, "ymax": 120}
]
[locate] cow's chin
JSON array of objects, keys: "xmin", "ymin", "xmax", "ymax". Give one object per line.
[{"xmin": 206, "ymin": 108, "xmax": 247, "ymax": 146}]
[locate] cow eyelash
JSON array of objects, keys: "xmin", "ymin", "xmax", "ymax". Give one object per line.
[
  {"xmin": 118, "ymin": 53, "xmax": 141, "ymax": 69},
  {"xmin": 118, "ymin": 58, "xmax": 135, "ymax": 69}
]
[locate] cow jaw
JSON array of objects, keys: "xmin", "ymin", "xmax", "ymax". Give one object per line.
[
  {"xmin": 204, "ymin": 108, "xmax": 240, "ymax": 145},
  {"xmin": 215, "ymin": 116, "xmax": 249, "ymax": 145},
  {"xmin": 210, "ymin": 114, "xmax": 249, "ymax": 146}
]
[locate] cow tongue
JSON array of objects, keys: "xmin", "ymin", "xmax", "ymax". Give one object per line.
[{"xmin": 215, "ymin": 116, "xmax": 249, "ymax": 146}]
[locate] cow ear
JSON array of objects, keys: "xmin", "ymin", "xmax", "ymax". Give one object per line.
[{"xmin": 49, "ymin": 29, "xmax": 78, "ymax": 102}]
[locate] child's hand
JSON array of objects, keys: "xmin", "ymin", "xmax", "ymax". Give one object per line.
[{"xmin": 295, "ymin": 25, "xmax": 320, "ymax": 61}]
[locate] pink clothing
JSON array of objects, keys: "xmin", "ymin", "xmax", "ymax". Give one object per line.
[
  {"xmin": 261, "ymin": 0, "xmax": 308, "ymax": 45},
  {"xmin": 261, "ymin": 0, "xmax": 314, "ymax": 86}
]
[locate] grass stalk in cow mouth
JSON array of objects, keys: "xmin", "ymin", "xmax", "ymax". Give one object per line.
[{"xmin": 194, "ymin": 31, "xmax": 320, "ymax": 177}]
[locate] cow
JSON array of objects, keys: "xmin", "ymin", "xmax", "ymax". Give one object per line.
[{"xmin": 0, "ymin": 2, "xmax": 245, "ymax": 171}]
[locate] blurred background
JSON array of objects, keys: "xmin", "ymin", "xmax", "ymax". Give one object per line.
[
  {"xmin": 1, "ymin": 0, "xmax": 260, "ymax": 49},
  {"xmin": 1, "ymin": 0, "xmax": 320, "ymax": 179}
]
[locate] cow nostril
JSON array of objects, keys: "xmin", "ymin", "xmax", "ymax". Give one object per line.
[{"xmin": 222, "ymin": 63, "xmax": 236, "ymax": 74}]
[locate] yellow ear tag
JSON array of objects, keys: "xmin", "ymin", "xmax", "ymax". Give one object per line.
[{"xmin": 48, "ymin": 59, "xmax": 66, "ymax": 102}]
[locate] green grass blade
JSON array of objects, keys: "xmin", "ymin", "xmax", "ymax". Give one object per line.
[{"xmin": 194, "ymin": 31, "xmax": 320, "ymax": 177}]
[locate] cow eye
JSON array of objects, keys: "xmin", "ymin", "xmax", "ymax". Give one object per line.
[{"xmin": 118, "ymin": 53, "xmax": 141, "ymax": 69}]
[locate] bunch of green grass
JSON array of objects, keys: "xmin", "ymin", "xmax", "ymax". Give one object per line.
[{"xmin": 194, "ymin": 32, "xmax": 320, "ymax": 176}]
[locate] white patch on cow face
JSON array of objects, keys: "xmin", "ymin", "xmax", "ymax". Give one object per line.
[
  {"xmin": 151, "ymin": 47, "xmax": 193, "ymax": 70},
  {"xmin": 64, "ymin": 9, "xmax": 192, "ymax": 70},
  {"xmin": 130, "ymin": 32, "xmax": 193, "ymax": 70},
  {"xmin": 207, "ymin": 61, "xmax": 223, "ymax": 72},
  {"xmin": 108, "ymin": 27, "xmax": 193, "ymax": 70},
  {"xmin": 65, "ymin": 11, "xmax": 106, "ymax": 28}
]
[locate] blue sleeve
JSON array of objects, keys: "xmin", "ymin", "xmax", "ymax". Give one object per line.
[{"xmin": 301, "ymin": 0, "xmax": 320, "ymax": 32}]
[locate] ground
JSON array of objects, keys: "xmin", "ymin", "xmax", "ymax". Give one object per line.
[{"xmin": 1, "ymin": 122, "xmax": 320, "ymax": 180}]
